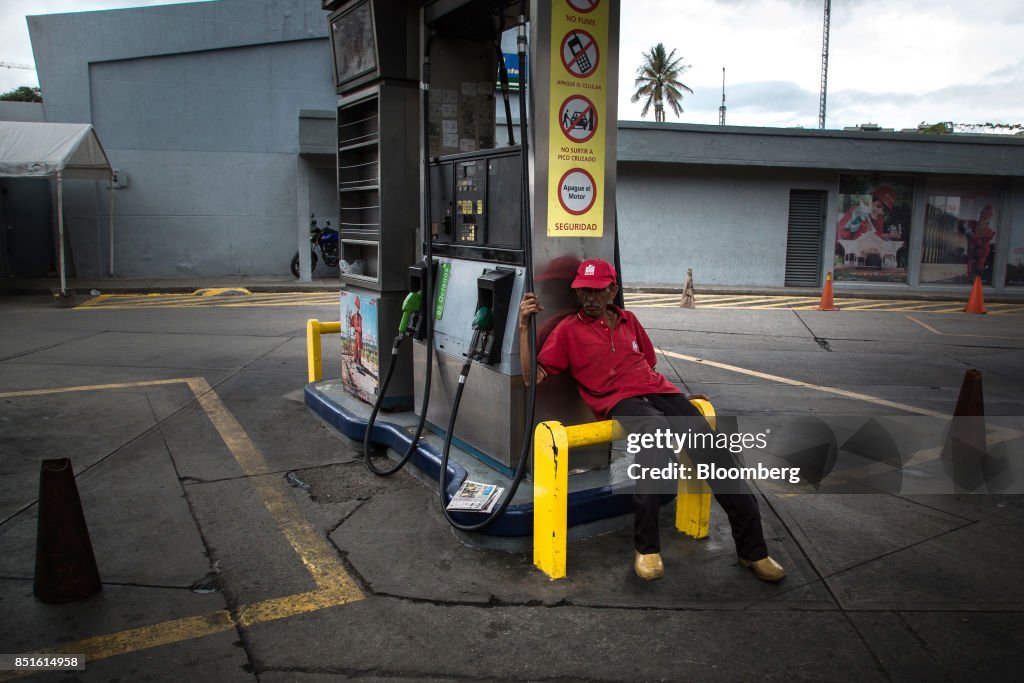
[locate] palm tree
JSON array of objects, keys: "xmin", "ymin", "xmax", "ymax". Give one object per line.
[{"xmin": 631, "ymin": 44, "xmax": 692, "ymax": 122}]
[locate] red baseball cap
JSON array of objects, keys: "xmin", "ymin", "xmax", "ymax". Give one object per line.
[{"xmin": 571, "ymin": 258, "xmax": 617, "ymax": 289}]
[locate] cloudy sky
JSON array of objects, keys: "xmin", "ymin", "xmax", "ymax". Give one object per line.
[{"xmin": 2, "ymin": 0, "xmax": 1022, "ymax": 131}]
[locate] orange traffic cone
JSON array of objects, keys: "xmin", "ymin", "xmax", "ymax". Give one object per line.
[
  {"xmin": 34, "ymin": 458, "xmax": 101, "ymax": 603},
  {"xmin": 964, "ymin": 276, "xmax": 987, "ymax": 314},
  {"xmin": 817, "ymin": 272, "xmax": 839, "ymax": 311}
]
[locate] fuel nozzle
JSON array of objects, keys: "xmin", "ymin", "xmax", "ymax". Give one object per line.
[
  {"xmin": 460, "ymin": 306, "xmax": 494, "ymax": 378},
  {"xmin": 472, "ymin": 305, "xmax": 493, "ymax": 332},
  {"xmin": 399, "ymin": 291, "xmax": 422, "ymax": 334},
  {"xmin": 471, "ymin": 306, "xmax": 493, "ymax": 361}
]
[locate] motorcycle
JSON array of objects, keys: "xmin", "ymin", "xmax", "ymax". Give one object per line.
[{"xmin": 291, "ymin": 214, "xmax": 339, "ymax": 277}]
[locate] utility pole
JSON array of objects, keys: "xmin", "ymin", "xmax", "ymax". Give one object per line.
[
  {"xmin": 719, "ymin": 67, "xmax": 726, "ymax": 126},
  {"xmin": 818, "ymin": 0, "xmax": 831, "ymax": 129}
]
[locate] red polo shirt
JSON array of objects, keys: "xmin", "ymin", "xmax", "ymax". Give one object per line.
[{"xmin": 536, "ymin": 305, "xmax": 681, "ymax": 419}]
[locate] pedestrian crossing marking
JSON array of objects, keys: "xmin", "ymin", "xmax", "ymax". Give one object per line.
[
  {"xmin": 623, "ymin": 292, "xmax": 1024, "ymax": 315},
  {"xmin": 77, "ymin": 291, "xmax": 339, "ymax": 309}
]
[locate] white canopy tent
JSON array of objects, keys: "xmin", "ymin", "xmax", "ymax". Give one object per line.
[{"xmin": 0, "ymin": 122, "xmax": 114, "ymax": 293}]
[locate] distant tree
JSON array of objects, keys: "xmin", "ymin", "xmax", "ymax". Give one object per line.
[
  {"xmin": 631, "ymin": 44, "xmax": 692, "ymax": 122},
  {"xmin": 919, "ymin": 120, "xmax": 1024, "ymax": 136},
  {"xmin": 919, "ymin": 121, "xmax": 953, "ymax": 134},
  {"xmin": 0, "ymin": 86, "xmax": 42, "ymax": 102}
]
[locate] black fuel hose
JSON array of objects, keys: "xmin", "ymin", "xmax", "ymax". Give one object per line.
[
  {"xmin": 364, "ymin": 31, "xmax": 436, "ymax": 477},
  {"xmin": 438, "ymin": 5, "xmax": 536, "ymax": 532}
]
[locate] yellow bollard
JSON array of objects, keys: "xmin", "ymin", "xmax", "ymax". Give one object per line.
[
  {"xmin": 533, "ymin": 421, "xmax": 569, "ymax": 580},
  {"xmin": 532, "ymin": 401, "xmax": 716, "ymax": 579},
  {"xmin": 306, "ymin": 319, "xmax": 322, "ymax": 382},
  {"xmin": 306, "ymin": 320, "xmax": 341, "ymax": 382},
  {"xmin": 675, "ymin": 398, "xmax": 714, "ymax": 539}
]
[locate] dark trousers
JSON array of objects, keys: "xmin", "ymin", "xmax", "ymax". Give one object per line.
[{"xmin": 609, "ymin": 394, "xmax": 768, "ymax": 561}]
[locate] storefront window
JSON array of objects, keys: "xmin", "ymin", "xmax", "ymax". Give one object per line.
[
  {"xmin": 834, "ymin": 175, "xmax": 913, "ymax": 283},
  {"xmin": 921, "ymin": 183, "xmax": 1000, "ymax": 285},
  {"xmin": 1007, "ymin": 214, "xmax": 1024, "ymax": 287}
]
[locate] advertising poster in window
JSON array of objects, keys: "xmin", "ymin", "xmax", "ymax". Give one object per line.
[
  {"xmin": 1007, "ymin": 221, "xmax": 1024, "ymax": 287},
  {"xmin": 834, "ymin": 175, "xmax": 914, "ymax": 282},
  {"xmin": 921, "ymin": 186, "xmax": 1000, "ymax": 285},
  {"xmin": 340, "ymin": 290, "xmax": 379, "ymax": 405}
]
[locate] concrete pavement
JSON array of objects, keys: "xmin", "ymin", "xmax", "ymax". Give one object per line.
[{"xmin": 0, "ymin": 291, "xmax": 1022, "ymax": 681}]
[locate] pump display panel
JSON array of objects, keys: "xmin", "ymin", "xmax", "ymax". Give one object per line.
[
  {"xmin": 329, "ymin": 0, "xmax": 378, "ymax": 89},
  {"xmin": 428, "ymin": 147, "xmax": 523, "ymax": 265}
]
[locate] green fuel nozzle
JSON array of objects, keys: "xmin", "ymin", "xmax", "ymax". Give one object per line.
[
  {"xmin": 472, "ymin": 305, "xmax": 493, "ymax": 332},
  {"xmin": 399, "ymin": 291, "xmax": 422, "ymax": 333}
]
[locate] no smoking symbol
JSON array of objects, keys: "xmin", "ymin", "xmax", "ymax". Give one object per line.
[
  {"xmin": 558, "ymin": 168, "xmax": 596, "ymax": 215},
  {"xmin": 566, "ymin": 0, "xmax": 599, "ymax": 12},
  {"xmin": 559, "ymin": 95, "xmax": 597, "ymax": 143},
  {"xmin": 560, "ymin": 30, "xmax": 599, "ymax": 78}
]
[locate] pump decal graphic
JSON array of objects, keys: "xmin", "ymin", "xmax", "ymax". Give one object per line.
[
  {"xmin": 560, "ymin": 30, "xmax": 599, "ymax": 79},
  {"xmin": 559, "ymin": 95, "xmax": 597, "ymax": 143},
  {"xmin": 340, "ymin": 291, "xmax": 379, "ymax": 406},
  {"xmin": 547, "ymin": 0, "xmax": 610, "ymax": 237},
  {"xmin": 434, "ymin": 261, "xmax": 451, "ymax": 320}
]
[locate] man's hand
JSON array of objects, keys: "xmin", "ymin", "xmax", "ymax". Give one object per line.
[
  {"xmin": 518, "ymin": 293, "xmax": 546, "ymax": 386},
  {"xmin": 519, "ymin": 292, "xmax": 543, "ymax": 328},
  {"xmin": 687, "ymin": 393, "xmax": 711, "ymax": 403}
]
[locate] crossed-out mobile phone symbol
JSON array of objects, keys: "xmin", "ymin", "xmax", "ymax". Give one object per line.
[{"xmin": 561, "ymin": 29, "xmax": 599, "ymax": 78}]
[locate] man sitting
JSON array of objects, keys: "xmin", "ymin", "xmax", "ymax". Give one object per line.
[{"xmin": 518, "ymin": 258, "xmax": 785, "ymax": 582}]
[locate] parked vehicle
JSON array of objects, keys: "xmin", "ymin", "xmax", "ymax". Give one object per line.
[{"xmin": 291, "ymin": 214, "xmax": 339, "ymax": 277}]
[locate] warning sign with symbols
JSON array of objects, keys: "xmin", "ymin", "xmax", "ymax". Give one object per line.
[
  {"xmin": 547, "ymin": 0, "xmax": 609, "ymax": 237},
  {"xmin": 559, "ymin": 95, "xmax": 597, "ymax": 143}
]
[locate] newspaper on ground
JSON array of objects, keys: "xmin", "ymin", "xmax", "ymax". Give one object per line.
[{"xmin": 446, "ymin": 480, "xmax": 505, "ymax": 512}]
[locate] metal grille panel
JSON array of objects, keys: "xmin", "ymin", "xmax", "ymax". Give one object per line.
[{"xmin": 785, "ymin": 190, "xmax": 827, "ymax": 287}]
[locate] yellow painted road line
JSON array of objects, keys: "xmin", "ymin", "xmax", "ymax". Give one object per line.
[
  {"xmin": 35, "ymin": 611, "xmax": 236, "ymax": 665},
  {"xmin": 906, "ymin": 315, "xmax": 1024, "ymax": 340},
  {"xmin": 710, "ymin": 296, "xmax": 814, "ymax": 306},
  {"xmin": 0, "ymin": 584, "xmax": 365, "ymax": 680},
  {"xmin": 692, "ymin": 295, "xmax": 766, "ymax": 304},
  {"xmin": 0, "ymin": 377, "xmax": 364, "ymax": 678},
  {"xmin": 194, "ymin": 287, "xmax": 251, "ymax": 296},
  {"xmin": 906, "ymin": 315, "xmax": 944, "ymax": 335},
  {"xmin": 656, "ymin": 348, "xmax": 948, "ymax": 418},
  {"xmin": 186, "ymin": 377, "xmax": 361, "ymax": 597},
  {"xmin": 753, "ymin": 298, "xmax": 820, "ymax": 308},
  {"xmin": 0, "ymin": 378, "xmax": 188, "ymax": 399},
  {"xmin": 626, "ymin": 294, "xmax": 678, "ymax": 302},
  {"xmin": 888, "ymin": 301, "xmax": 965, "ymax": 311},
  {"xmin": 77, "ymin": 292, "xmax": 339, "ymax": 310},
  {"xmin": 832, "ymin": 300, "xmax": 907, "ymax": 310}
]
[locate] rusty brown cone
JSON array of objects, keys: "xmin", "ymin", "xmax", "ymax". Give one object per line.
[{"xmin": 34, "ymin": 458, "xmax": 102, "ymax": 603}]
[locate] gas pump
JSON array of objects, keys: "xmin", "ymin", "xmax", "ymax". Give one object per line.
[{"xmin": 322, "ymin": 0, "xmax": 622, "ymax": 534}]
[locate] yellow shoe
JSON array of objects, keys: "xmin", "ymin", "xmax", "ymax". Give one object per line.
[
  {"xmin": 739, "ymin": 556, "xmax": 786, "ymax": 582},
  {"xmin": 634, "ymin": 551, "xmax": 664, "ymax": 580}
]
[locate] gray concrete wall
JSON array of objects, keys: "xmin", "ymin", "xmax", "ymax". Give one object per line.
[
  {"xmin": 29, "ymin": 0, "xmax": 336, "ymax": 277},
  {"xmin": 618, "ymin": 122, "xmax": 1024, "ymax": 178},
  {"xmin": 617, "ymin": 163, "xmax": 837, "ymax": 287}
]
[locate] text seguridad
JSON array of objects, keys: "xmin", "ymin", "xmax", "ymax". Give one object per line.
[{"xmin": 624, "ymin": 428, "xmax": 801, "ymax": 484}]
